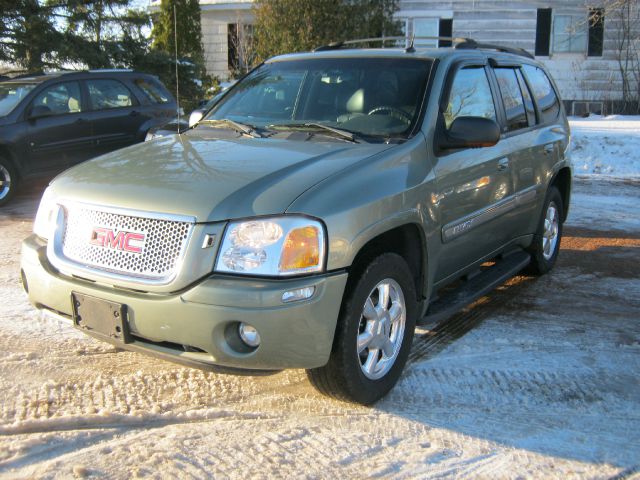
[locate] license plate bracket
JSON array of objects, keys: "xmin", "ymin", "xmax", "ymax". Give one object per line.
[{"xmin": 71, "ymin": 292, "xmax": 131, "ymax": 344}]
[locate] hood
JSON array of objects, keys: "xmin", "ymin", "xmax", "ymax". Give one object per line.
[{"xmin": 50, "ymin": 130, "xmax": 392, "ymax": 222}]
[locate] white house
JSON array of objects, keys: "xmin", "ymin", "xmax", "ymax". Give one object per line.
[{"xmin": 151, "ymin": 0, "xmax": 639, "ymax": 115}]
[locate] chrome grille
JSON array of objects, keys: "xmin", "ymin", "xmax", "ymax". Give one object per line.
[{"xmin": 59, "ymin": 204, "xmax": 193, "ymax": 281}]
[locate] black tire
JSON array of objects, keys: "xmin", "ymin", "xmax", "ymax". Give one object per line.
[
  {"xmin": 307, "ymin": 253, "xmax": 417, "ymax": 404},
  {"xmin": 526, "ymin": 186, "xmax": 563, "ymax": 275},
  {"xmin": 0, "ymin": 156, "xmax": 17, "ymax": 207}
]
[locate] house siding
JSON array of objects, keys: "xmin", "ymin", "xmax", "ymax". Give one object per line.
[
  {"xmin": 397, "ymin": 0, "xmax": 639, "ymax": 112},
  {"xmin": 168, "ymin": 0, "xmax": 638, "ymax": 111}
]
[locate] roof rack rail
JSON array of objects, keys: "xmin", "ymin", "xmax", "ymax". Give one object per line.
[
  {"xmin": 313, "ymin": 36, "xmax": 534, "ymax": 59},
  {"xmin": 455, "ymin": 39, "xmax": 535, "ymax": 59},
  {"xmin": 87, "ymin": 68, "xmax": 134, "ymax": 73},
  {"xmin": 314, "ymin": 36, "xmax": 469, "ymax": 52}
]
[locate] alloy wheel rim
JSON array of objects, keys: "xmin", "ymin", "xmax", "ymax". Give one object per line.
[
  {"xmin": 0, "ymin": 165, "xmax": 11, "ymax": 200},
  {"xmin": 357, "ymin": 278, "xmax": 406, "ymax": 380},
  {"xmin": 542, "ymin": 202, "xmax": 559, "ymax": 260}
]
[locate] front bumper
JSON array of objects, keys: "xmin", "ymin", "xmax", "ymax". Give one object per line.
[{"xmin": 21, "ymin": 234, "xmax": 348, "ymax": 371}]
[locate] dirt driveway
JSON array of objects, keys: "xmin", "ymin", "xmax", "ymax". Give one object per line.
[{"xmin": 0, "ymin": 178, "xmax": 638, "ymax": 479}]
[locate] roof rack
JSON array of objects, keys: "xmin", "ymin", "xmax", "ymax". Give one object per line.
[
  {"xmin": 313, "ymin": 36, "xmax": 534, "ymax": 59},
  {"xmin": 455, "ymin": 39, "xmax": 535, "ymax": 59},
  {"xmin": 87, "ymin": 68, "xmax": 134, "ymax": 73}
]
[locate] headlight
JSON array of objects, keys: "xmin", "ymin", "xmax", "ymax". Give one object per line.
[
  {"xmin": 215, "ymin": 216, "xmax": 325, "ymax": 276},
  {"xmin": 33, "ymin": 187, "xmax": 60, "ymax": 240}
]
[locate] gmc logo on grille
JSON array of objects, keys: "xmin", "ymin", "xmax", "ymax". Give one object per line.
[{"xmin": 89, "ymin": 227, "xmax": 145, "ymax": 254}]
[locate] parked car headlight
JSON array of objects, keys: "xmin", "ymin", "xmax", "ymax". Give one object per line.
[
  {"xmin": 33, "ymin": 187, "xmax": 59, "ymax": 240},
  {"xmin": 215, "ymin": 216, "xmax": 325, "ymax": 276}
]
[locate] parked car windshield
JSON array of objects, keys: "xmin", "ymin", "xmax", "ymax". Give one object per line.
[
  {"xmin": 0, "ymin": 82, "xmax": 37, "ymax": 116},
  {"xmin": 204, "ymin": 57, "xmax": 433, "ymax": 140}
]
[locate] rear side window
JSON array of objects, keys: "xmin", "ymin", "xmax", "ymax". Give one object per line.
[
  {"xmin": 522, "ymin": 65, "xmax": 560, "ymax": 123},
  {"xmin": 135, "ymin": 78, "xmax": 171, "ymax": 104},
  {"xmin": 494, "ymin": 68, "xmax": 528, "ymax": 132},
  {"xmin": 87, "ymin": 79, "xmax": 136, "ymax": 110},
  {"xmin": 31, "ymin": 81, "xmax": 82, "ymax": 115},
  {"xmin": 516, "ymin": 69, "xmax": 536, "ymax": 125},
  {"xmin": 444, "ymin": 66, "xmax": 497, "ymax": 129}
]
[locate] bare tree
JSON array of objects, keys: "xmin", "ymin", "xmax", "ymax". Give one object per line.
[
  {"xmin": 603, "ymin": 0, "xmax": 640, "ymax": 113},
  {"xmin": 228, "ymin": 16, "xmax": 256, "ymax": 79}
]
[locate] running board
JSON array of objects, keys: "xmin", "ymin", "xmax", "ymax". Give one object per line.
[{"xmin": 418, "ymin": 250, "xmax": 531, "ymax": 326}]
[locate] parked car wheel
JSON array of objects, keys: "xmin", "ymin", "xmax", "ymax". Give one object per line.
[
  {"xmin": 0, "ymin": 157, "xmax": 17, "ymax": 207},
  {"xmin": 307, "ymin": 253, "xmax": 417, "ymax": 404},
  {"xmin": 526, "ymin": 186, "xmax": 563, "ymax": 275}
]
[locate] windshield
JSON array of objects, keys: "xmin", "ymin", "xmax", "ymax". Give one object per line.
[
  {"xmin": 0, "ymin": 82, "xmax": 37, "ymax": 116},
  {"xmin": 204, "ymin": 57, "xmax": 432, "ymax": 140}
]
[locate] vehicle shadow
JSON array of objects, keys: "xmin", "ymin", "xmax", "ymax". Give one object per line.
[
  {"xmin": 375, "ymin": 230, "xmax": 640, "ymax": 469},
  {"xmin": 0, "ymin": 179, "xmax": 50, "ymax": 222}
]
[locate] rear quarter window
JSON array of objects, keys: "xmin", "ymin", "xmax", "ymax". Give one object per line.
[
  {"xmin": 494, "ymin": 68, "xmax": 528, "ymax": 132},
  {"xmin": 522, "ymin": 65, "xmax": 560, "ymax": 123},
  {"xmin": 135, "ymin": 78, "xmax": 172, "ymax": 104}
]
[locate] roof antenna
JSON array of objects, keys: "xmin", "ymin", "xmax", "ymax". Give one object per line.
[
  {"xmin": 174, "ymin": 4, "xmax": 181, "ymax": 135},
  {"xmin": 406, "ymin": 34, "xmax": 415, "ymax": 53}
]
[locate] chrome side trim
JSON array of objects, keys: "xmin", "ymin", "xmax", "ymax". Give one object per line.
[
  {"xmin": 515, "ymin": 184, "xmax": 539, "ymax": 206},
  {"xmin": 442, "ymin": 196, "xmax": 516, "ymax": 243},
  {"xmin": 442, "ymin": 184, "xmax": 540, "ymax": 243}
]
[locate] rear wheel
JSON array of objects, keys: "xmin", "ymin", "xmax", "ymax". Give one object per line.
[
  {"xmin": 307, "ymin": 253, "xmax": 417, "ymax": 404},
  {"xmin": 526, "ymin": 186, "xmax": 563, "ymax": 275},
  {"xmin": 0, "ymin": 157, "xmax": 17, "ymax": 207}
]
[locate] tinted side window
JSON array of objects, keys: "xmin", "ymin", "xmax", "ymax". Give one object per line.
[
  {"xmin": 516, "ymin": 69, "xmax": 536, "ymax": 125},
  {"xmin": 135, "ymin": 78, "xmax": 170, "ymax": 104},
  {"xmin": 494, "ymin": 68, "xmax": 528, "ymax": 132},
  {"xmin": 87, "ymin": 79, "xmax": 136, "ymax": 110},
  {"xmin": 32, "ymin": 82, "xmax": 82, "ymax": 115},
  {"xmin": 444, "ymin": 66, "xmax": 496, "ymax": 129},
  {"xmin": 522, "ymin": 65, "xmax": 560, "ymax": 123}
]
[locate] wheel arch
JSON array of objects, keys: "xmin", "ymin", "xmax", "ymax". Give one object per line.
[
  {"xmin": 346, "ymin": 222, "xmax": 428, "ymax": 304},
  {"xmin": 0, "ymin": 145, "xmax": 19, "ymax": 179},
  {"xmin": 549, "ymin": 166, "xmax": 572, "ymax": 222}
]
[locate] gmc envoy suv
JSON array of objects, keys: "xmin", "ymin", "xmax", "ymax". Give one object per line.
[{"xmin": 21, "ymin": 39, "xmax": 571, "ymax": 404}]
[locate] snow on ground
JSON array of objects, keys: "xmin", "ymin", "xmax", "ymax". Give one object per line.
[
  {"xmin": 570, "ymin": 115, "xmax": 640, "ymax": 177},
  {"xmin": 0, "ymin": 119, "xmax": 639, "ymax": 479}
]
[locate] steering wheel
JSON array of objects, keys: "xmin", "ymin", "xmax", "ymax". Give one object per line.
[{"xmin": 367, "ymin": 106, "xmax": 412, "ymax": 124}]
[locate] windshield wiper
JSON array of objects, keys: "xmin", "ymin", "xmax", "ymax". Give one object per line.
[
  {"xmin": 268, "ymin": 123, "xmax": 359, "ymax": 143},
  {"xmin": 200, "ymin": 118, "xmax": 263, "ymax": 138}
]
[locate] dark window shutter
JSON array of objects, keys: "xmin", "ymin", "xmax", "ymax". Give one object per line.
[
  {"xmin": 439, "ymin": 19, "xmax": 453, "ymax": 47},
  {"xmin": 228, "ymin": 24, "xmax": 239, "ymax": 71},
  {"xmin": 535, "ymin": 8, "xmax": 552, "ymax": 56},
  {"xmin": 588, "ymin": 8, "xmax": 604, "ymax": 56}
]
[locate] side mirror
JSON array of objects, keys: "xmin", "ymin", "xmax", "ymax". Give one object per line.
[
  {"xmin": 188, "ymin": 109, "xmax": 204, "ymax": 128},
  {"xmin": 440, "ymin": 116, "xmax": 500, "ymax": 150},
  {"xmin": 29, "ymin": 105, "xmax": 53, "ymax": 120}
]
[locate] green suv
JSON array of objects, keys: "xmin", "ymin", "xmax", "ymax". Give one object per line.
[{"xmin": 20, "ymin": 39, "xmax": 571, "ymax": 404}]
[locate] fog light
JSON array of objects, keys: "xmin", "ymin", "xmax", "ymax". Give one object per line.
[
  {"xmin": 238, "ymin": 323, "xmax": 261, "ymax": 347},
  {"xmin": 282, "ymin": 286, "xmax": 315, "ymax": 303}
]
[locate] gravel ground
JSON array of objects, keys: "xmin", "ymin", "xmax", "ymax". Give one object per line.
[{"xmin": 0, "ymin": 177, "xmax": 638, "ymax": 479}]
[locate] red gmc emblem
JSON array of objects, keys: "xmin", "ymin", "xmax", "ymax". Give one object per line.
[{"xmin": 89, "ymin": 227, "xmax": 145, "ymax": 254}]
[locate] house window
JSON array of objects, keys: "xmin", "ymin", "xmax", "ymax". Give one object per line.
[
  {"xmin": 552, "ymin": 14, "xmax": 587, "ymax": 53},
  {"xmin": 413, "ymin": 18, "xmax": 439, "ymax": 47},
  {"xmin": 228, "ymin": 23, "xmax": 254, "ymax": 74}
]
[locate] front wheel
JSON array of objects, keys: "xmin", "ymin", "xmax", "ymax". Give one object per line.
[
  {"xmin": 526, "ymin": 186, "xmax": 564, "ymax": 275},
  {"xmin": 307, "ymin": 253, "xmax": 417, "ymax": 404},
  {"xmin": 0, "ymin": 157, "xmax": 17, "ymax": 207}
]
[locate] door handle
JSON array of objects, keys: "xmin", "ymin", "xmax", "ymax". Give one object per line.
[
  {"xmin": 130, "ymin": 110, "xmax": 140, "ymax": 117},
  {"xmin": 497, "ymin": 158, "xmax": 510, "ymax": 171},
  {"xmin": 544, "ymin": 144, "xmax": 554, "ymax": 155}
]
